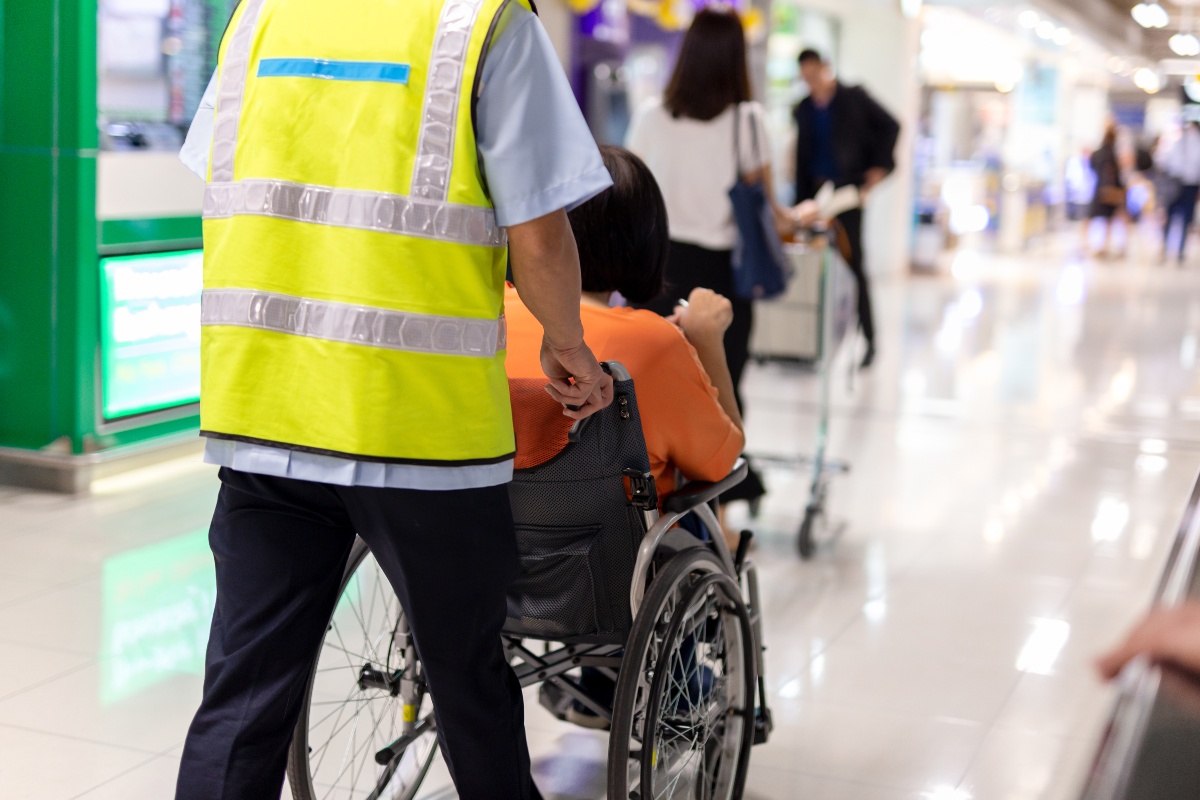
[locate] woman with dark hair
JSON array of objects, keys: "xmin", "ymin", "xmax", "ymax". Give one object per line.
[
  {"xmin": 625, "ymin": 6, "xmax": 785, "ymax": 503},
  {"xmin": 506, "ymin": 145, "xmax": 744, "ymax": 505},
  {"xmin": 1089, "ymin": 123, "xmax": 1127, "ymax": 258}
]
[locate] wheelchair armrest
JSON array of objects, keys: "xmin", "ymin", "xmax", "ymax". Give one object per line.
[{"xmin": 660, "ymin": 459, "xmax": 749, "ymax": 514}]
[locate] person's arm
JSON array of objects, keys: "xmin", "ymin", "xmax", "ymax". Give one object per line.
[
  {"xmin": 792, "ymin": 103, "xmax": 815, "ymax": 204},
  {"xmin": 472, "ymin": 5, "xmax": 614, "ymax": 418},
  {"xmin": 671, "ymin": 288, "xmax": 743, "ymax": 433},
  {"xmin": 739, "ymin": 104, "xmax": 794, "ymax": 237},
  {"xmin": 858, "ymin": 88, "xmax": 900, "ymax": 191},
  {"xmin": 1098, "ymin": 603, "xmax": 1200, "ymax": 679},
  {"xmin": 179, "ymin": 72, "xmax": 218, "ymax": 179},
  {"xmin": 508, "ymin": 211, "xmax": 612, "ymax": 419}
]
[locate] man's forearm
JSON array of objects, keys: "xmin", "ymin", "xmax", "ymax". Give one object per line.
[{"xmin": 507, "ymin": 209, "xmax": 585, "ymax": 348}]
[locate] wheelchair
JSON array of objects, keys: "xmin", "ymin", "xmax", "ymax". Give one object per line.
[{"xmin": 285, "ymin": 363, "xmax": 773, "ymax": 800}]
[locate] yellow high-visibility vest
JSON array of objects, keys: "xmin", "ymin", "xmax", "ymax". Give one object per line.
[{"xmin": 201, "ymin": 0, "xmax": 528, "ymax": 471}]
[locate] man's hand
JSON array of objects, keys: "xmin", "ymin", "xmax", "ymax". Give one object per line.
[
  {"xmin": 1097, "ymin": 603, "xmax": 1200, "ymax": 680},
  {"xmin": 674, "ymin": 288, "xmax": 734, "ymax": 346},
  {"xmin": 540, "ymin": 337, "xmax": 614, "ymax": 420},
  {"xmin": 863, "ymin": 167, "xmax": 888, "ymax": 196}
]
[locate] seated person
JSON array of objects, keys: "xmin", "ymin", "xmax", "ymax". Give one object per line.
[
  {"xmin": 506, "ymin": 146, "xmax": 742, "ymax": 730},
  {"xmin": 505, "ymin": 145, "xmax": 745, "ymax": 504}
]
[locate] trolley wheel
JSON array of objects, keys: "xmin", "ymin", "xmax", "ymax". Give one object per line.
[
  {"xmin": 287, "ymin": 538, "xmax": 439, "ymax": 800},
  {"xmin": 608, "ymin": 548, "xmax": 757, "ymax": 800},
  {"xmin": 798, "ymin": 507, "xmax": 818, "ymax": 560}
]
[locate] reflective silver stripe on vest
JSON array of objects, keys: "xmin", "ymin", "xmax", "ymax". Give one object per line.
[
  {"xmin": 204, "ymin": 179, "xmax": 507, "ymax": 247},
  {"xmin": 411, "ymin": 0, "xmax": 490, "ymax": 201},
  {"xmin": 202, "ymin": 289, "xmax": 507, "ymax": 358},
  {"xmin": 210, "ymin": 0, "xmax": 269, "ymax": 182}
]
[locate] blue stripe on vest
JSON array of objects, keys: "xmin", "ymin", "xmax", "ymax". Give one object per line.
[{"xmin": 257, "ymin": 58, "xmax": 411, "ymax": 85}]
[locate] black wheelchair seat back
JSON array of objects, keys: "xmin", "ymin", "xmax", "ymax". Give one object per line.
[{"xmin": 504, "ymin": 363, "xmax": 653, "ymax": 644}]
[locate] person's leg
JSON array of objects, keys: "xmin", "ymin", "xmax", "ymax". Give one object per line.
[
  {"xmin": 342, "ymin": 484, "xmax": 537, "ymax": 800},
  {"xmin": 724, "ymin": 294, "xmax": 753, "ymax": 415},
  {"xmin": 1180, "ymin": 186, "xmax": 1200, "ymax": 261},
  {"xmin": 1163, "ymin": 201, "xmax": 1176, "ymax": 259},
  {"xmin": 837, "ymin": 207, "xmax": 876, "ymax": 354},
  {"xmin": 177, "ymin": 469, "xmax": 357, "ymax": 800}
]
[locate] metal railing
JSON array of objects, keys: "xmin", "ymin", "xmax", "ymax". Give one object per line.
[{"xmin": 1079, "ymin": 469, "xmax": 1200, "ymax": 800}]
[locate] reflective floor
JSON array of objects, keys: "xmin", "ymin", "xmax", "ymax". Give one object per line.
[{"xmin": 3, "ymin": 242, "xmax": 1199, "ymax": 799}]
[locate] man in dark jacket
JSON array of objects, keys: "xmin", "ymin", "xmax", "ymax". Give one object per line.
[{"xmin": 794, "ymin": 49, "xmax": 900, "ymax": 367}]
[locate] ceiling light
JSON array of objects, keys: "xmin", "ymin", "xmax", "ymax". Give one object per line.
[
  {"xmin": 1036, "ymin": 19, "xmax": 1056, "ymax": 39},
  {"xmin": 1171, "ymin": 32, "xmax": 1200, "ymax": 57},
  {"xmin": 1134, "ymin": 67, "xmax": 1162, "ymax": 93},
  {"xmin": 1018, "ymin": 9, "xmax": 1039, "ymax": 28},
  {"xmin": 1054, "ymin": 27, "xmax": 1072, "ymax": 45},
  {"xmin": 1132, "ymin": 3, "xmax": 1169, "ymax": 29}
]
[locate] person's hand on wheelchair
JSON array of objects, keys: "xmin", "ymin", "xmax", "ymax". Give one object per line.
[{"xmin": 540, "ymin": 336, "xmax": 614, "ymax": 420}]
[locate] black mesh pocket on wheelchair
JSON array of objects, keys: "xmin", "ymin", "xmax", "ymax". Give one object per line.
[
  {"xmin": 505, "ymin": 523, "xmax": 606, "ymax": 641},
  {"xmin": 504, "ymin": 372, "xmax": 651, "ymax": 644}
]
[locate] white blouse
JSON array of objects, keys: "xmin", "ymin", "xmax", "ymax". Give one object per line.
[{"xmin": 626, "ymin": 98, "xmax": 770, "ymax": 251}]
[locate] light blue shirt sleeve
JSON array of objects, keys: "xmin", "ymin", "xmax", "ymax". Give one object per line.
[
  {"xmin": 179, "ymin": 9, "xmax": 611, "ymax": 226},
  {"xmin": 180, "ymin": 73, "xmax": 216, "ymax": 179},
  {"xmin": 475, "ymin": 6, "xmax": 612, "ymax": 227}
]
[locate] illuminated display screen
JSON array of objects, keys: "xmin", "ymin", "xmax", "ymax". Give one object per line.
[{"xmin": 100, "ymin": 250, "xmax": 202, "ymax": 420}]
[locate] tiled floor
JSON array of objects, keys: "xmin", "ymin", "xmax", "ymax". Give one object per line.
[{"xmin": 2, "ymin": 243, "xmax": 1199, "ymax": 799}]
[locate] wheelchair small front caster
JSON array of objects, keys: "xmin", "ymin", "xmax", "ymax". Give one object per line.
[
  {"xmin": 798, "ymin": 507, "xmax": 818, "ymax": 560},
  {"xmin": 753, "ymin": 705, "xmax": 774, "ymax": 745}
]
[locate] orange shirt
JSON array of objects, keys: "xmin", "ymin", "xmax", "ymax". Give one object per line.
[{"xmin": 504, "ymin": 287, "xmax": 743, "ymax": 498}]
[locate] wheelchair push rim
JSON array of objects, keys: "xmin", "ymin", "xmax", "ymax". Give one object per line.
[
  {"xmin": 608, "ymin": 548, "xmax": 757, "ymax": 800},
  {"xmin": 287, "ymin": 540, "xmax": 439, "ymax": 800}
]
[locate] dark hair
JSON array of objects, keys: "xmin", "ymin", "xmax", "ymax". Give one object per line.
[
  {"xmin": 568, "ymin": 146, "xmax": 669, "ymax": 304},
  {"xmin": 662, "ymin": 8, "xmax": 751, "ymax": 122},
  {"xmin": 1101, "ymin": 124, "xmax": 1117, "ymax": 149},
  {"xmin": 798, "ymin": 49, "xmax": 824, "ymax": 65}
]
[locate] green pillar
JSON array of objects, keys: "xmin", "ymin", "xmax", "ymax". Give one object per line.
[
  {"xmin": 0, "ymin": 0, "xmax": 205, "ymax": 488},
  {"xmin": 0, "ymin": 0, "xmax": 97, "ymax": 453}
]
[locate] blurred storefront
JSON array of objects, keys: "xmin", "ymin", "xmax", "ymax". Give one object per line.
[{"xmin": 911, "ymin": 3, "xmax": 1180, "ymax": 266}]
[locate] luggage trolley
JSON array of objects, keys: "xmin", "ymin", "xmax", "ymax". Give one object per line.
[
  {"xmin": 749, "ymin": 228, "xmax": 855, "ymax": 559},
  {"xmin": 285, "ymin": 363, "xmax": 773, "ymax": 800}
]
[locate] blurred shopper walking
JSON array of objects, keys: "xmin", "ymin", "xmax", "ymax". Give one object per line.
[
  {"xmin": 1088, "ymin": 124, "xmax": 1127, "ymax": 259},
  {"xmin": 627, "ymin": 6, "xmax": 789, "ymax": 504},
  {"xmin": 793, "ymin": 49, "xmax": 899, "ymax": 369},
  {"xmin": 1159, "ymin": 121, "xmax": 1200, "ymax": 264}
]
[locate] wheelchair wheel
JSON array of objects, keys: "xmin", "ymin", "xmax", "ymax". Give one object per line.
[
  {"xmin": 798, "ymin": 506, "xmax": 817, "ymax": 560},
  {"xmin": 287, "ymin": 538, "xmax": 439, "ymax": 800},
  {"xmin": 608, "ymin": 548, "xmax": 757, "ymax": 800}
]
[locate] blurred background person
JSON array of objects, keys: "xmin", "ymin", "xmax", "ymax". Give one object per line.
[
  {"xmin": 1159, "ymin": 121, "xmax": 1200, "ymax": 265},
  {"xmin": 1088, "ymin": 123, "xmax": 1127, "ymax": 259},
  {"xmin": 793, "ymin": 48, "xmax": 900, "ymax": 369},
  {"xmin": 627, "ymin": 6, "xmax": 789, "ymax": 507}
]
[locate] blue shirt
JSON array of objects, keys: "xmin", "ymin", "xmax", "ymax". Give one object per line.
[
  {"xmin": 810, "ymin": 103, "xmax": 839, "ymax": 184},
  {"xmin": 182, "ymin": 5, "xmax": 612, "ymax": 490}
]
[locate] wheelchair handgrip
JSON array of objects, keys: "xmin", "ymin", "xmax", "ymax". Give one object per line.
[{"xmin": 660, "ymin": 459, "xmax": 749, "ymax": 514}]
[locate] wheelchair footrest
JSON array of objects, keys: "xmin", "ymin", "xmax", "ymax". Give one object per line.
[{"xmin": 753, "ymin": 706, "xmax": 774, "ymax": 746}]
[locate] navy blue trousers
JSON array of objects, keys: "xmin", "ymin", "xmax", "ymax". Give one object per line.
[{"xmin": 176, "ymin": 468, "xmax": 539, "ymax": 800}]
